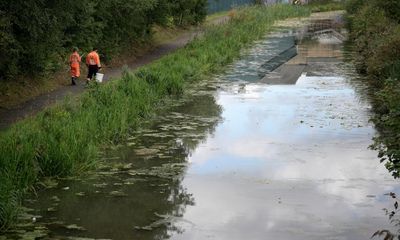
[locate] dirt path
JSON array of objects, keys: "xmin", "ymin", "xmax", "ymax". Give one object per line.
[{"xmin": 0, "ymin": 16, "xmax": 229, "ymax": 131}]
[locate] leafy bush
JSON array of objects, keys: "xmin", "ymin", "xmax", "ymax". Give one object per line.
[
  {"xmin": 169, "ymin": 0, "xmax": 208, "ymax": 26},
  {"xmin": 345, "ymin": 0, "xmax": 364, "ymax": 14},
  {"xmin": 371, "ymin": 80, "xmax": 400, "ymax": 178},
  {"xmin": 366, "ymin": 26, "xmax": 400, "ymax": 80},
  {"xmin": 0, "ymin": 0, "xmax": 207, "ymax": 80},
  {"xmin": 350, "ymin": 4, "xmax": 393, "ymax": 78},
  {"xmin": 346, "ymin": 0, "xmax": 400, "ymax": 177},
  {"xmin": 373, "ymin": 0, "xmax": 400, "ymax": 23}
]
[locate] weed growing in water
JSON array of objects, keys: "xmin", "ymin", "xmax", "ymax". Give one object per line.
[{"xmin": 0, "ymin": 5, "xmax": 310, "ymax": 229}]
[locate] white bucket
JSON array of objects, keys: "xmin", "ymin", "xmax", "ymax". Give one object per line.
[{"xmin": 96, "ymin": 73, "xmax": 104, "ymax": 83}]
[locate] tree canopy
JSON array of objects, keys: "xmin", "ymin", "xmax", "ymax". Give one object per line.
[{"xmin": 0, "ymin": 0, "xmax": 207, "ymax": 80}]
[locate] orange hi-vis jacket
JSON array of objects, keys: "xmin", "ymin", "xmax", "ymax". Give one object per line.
[
  {"xmin": 86, "ymin": 51, "xmax": 101, "ymax": 67},
  {"xmin": 69, "ymin": 52, "xmax": 81, "ymax": 77}
]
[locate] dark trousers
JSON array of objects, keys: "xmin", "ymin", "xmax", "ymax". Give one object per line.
[{"xmin": 87, "ymin": 65, "xmax": 99, "ymax": 80}]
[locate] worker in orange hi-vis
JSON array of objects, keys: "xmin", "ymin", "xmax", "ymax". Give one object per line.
[
  {"xmin": 69, "ymin": 47, "xmax": 81, "ymax": 86},
  {"xmin": 86, "ymin": 47, "xmax": 102, "ymax": 84}
]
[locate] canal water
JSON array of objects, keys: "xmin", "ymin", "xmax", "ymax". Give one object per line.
[{"xmin": 6, "ymin": 12, "xmax": 399, "ymax": 240}]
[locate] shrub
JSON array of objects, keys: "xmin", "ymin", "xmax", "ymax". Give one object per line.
[
  {"xmin": 347, "ymin": 0, "xmax": 400, "ymax": 177},
  {"xmin": 0, "ymin": 0, "xmax": 208, "ymax": 80},
  {"xmin": 345, "ymin": 0, "xmax": 364, "ymax": 15},
  {"xmin": 366, "ymin": 26, "xmax": 400, "ymax": 80},
  {"xmin": 371, "ymin": 80, "xmax": 400, "ymax": 178}
]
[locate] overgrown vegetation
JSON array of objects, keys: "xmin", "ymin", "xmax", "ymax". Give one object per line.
[
  {"xmin": 307, "ymin": 0, "xmax": 345, "ymax": 12},
  {"xmin": 0, "ymin": 4, "xmax": 310, "ymax": 231},
  {"xmin": 0, "ymin": 0, "xmax": 207, "ymax": 81},
  {"xmin": 345, "ymin": 0, "xmax": 400, "ymax": 177}
]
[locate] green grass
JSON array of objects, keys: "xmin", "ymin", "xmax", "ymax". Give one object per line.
[
  {"xmin": 205, "ymin": 10, "xmax": 229, "ymax": 23},
  {"xmin": 0, "ymin": 11, "xmax": 231, "ymax": 109},
  {"xmin": 0, "ymin": 4, "xmax": 310, "ymax": 230}
]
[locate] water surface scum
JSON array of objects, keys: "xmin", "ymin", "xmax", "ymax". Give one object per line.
[
  {"xmin": 0, "ymin": 5, "xmax": 311, "ymax": 230},
  {"xmin": 3, "ymin": 9, "xmax": 399, "ymax": 240}
]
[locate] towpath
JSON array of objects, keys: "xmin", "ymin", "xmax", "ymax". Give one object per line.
[{"xmin": 0, "ymin": 16, "xmax": 229, "ymax": 131}]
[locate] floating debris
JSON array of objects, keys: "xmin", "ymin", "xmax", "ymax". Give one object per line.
[
  {"xmin": 14, "ymin": 228, "xmax": 48, "ymax": 240},
  {"xmin": 50, "ymin": 196, "xmax": 61, "ymax": 202},
  {"xmin": 127, "ymin": 136, "xmax": 137, "ymax": 141},
  {"xmin": 43, "ymin": 220, "xmax": 65, "ymax": 226},
  {"xmin": 18, "ymin": 212, "xmax": 42, "ymax": 222},
  {"xmin": 47, "ymin": 207, "xmax": 57, "ymax": 212},
  {"xmin": 256, "ymin": 179, "xmax": 270, "ymax": 184},
  {"xmin": 41, "ymin": 178, "xmax": 59, "ymax": 189},
  {"xmin": 122, "ymin": 178, "xmax": 141, "ymax": 185},
  {"xmin": 123, "ymin": 181, "xmax": 135, "ymax": 185},
  {"xmin": 127, "ymin": 163, "xmax": 187, "ymax": 179},
  {"xmin": 134, "ymin": 226, "xmax": 153, "ymax": 231},
  {"xmin": 134, "ymin": 212, "xmax": 194, "ymax": 232},
  {"xmin": 19, "ymin": 206, "xmax": 35, "ymax": 213},
  {"xmin": 135, "ymin": 148, "xmax": 160, "ymax": 156},
  {"xmin": 64, "ymin": 224, "xmax": 86, "ymax": 231},
  {"xmin": 98, "ymin": 171, "xmax": 119, "ymax": 176},
  {"xmin": 157, "ymin": 154, "xmax": 171, "ymax": 159},
  {"xmin": 65, "ymin": 237, "xmax": 112, "ymax": 240},
  {"xmin": 134, "ymin": 216, "xmax": 172, "ymax": 231},
  {"xmin": 75, "ymin": 192, "xmax": 85, "ymax": 197},
  {"xmin": 109, "ymin": 191, "xmax": 128, "ymax": 197},
  {"xmin": 101, "ymin": 156, "xmax": 121, "ymax": 161},
  {"xmin": 123, "ymin": 163, "xmax": 133, "ymax": 169},
  {"xmin": 93, "ymin": 183, "xmax": 108, "ymax": 188},
  {"xmin": 14, "ymin": 221, "xmax": 35, "ymax": 229}
]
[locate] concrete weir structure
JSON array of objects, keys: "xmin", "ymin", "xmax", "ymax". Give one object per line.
[{"xmin": 261, "ymin": 13, "xmax": 346, "ymax": 85}]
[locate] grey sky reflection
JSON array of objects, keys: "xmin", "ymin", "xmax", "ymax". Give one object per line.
[
  {"xmin": 176, "ymin": 74, "xmax": 397, "ymax": 240},
  {"xmin": 188, "ymin": 76, "xmax": 383, "ymax": 181}
]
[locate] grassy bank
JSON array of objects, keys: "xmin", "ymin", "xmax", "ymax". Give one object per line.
[
  {"xmin": 345, "ymin": 0, "xmax": 400, "ymax": 177},
  {"xmin": 0, "ymin": 5, "xmax": 310, "ymax": 230},
  {"xmin": 0, "ymin": 12, "xmax": 228, "ymax": 109},
  {"xmin": 0, "ymin": 24, "xmax": 192, "ymax": 109}
]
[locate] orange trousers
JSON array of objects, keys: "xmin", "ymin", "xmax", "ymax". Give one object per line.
[{"xmin": 70, "ymin": 64, "xmax": 80, "ymax": 78}]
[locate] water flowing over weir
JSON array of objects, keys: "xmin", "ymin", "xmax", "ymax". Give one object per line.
[{"xmin": 5, "ymin": 12, "xmax": 400, "ymax": 240}]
